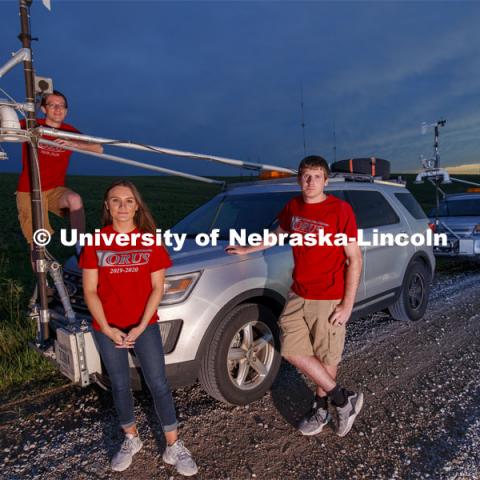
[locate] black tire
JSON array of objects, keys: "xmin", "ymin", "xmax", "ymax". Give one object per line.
[
  {"xmin": 388, "ymin": 261, "xmax": 431, "ymax": 321},
  {"xmin": 198, "ymin": 303, "xmax": 282, "ymax": 405}
]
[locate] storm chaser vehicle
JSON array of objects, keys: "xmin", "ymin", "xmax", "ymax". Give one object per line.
[{"xmin": 40, "ymin": 174, "xmax": 435, "ymax": 405}]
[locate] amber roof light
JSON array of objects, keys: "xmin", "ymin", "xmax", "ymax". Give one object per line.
[{"xmin": 259, "ymin": 170, "xmax": 296, "ymax": 180}]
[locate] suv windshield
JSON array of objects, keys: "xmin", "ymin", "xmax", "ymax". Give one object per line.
[
  {"xmin": 430, "ymin": 198, "xmax": 480, "ymax": 217},
  {"xmin": 171, "ymin": 192, "xmax": 298, "ymax": 239}
]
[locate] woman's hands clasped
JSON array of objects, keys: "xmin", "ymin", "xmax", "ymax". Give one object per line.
[
  {"xmin": 123, "ymin": 325, "xmax": 147, "ymax": 347},
  {"xmin": 102, "ymin": 324, "xmax": 147, "ymax": 348}
]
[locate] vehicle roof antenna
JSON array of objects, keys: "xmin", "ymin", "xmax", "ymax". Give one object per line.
[
  {"xmin": 333, "ymin": 118, "xmax": 337, "ymax": 163},
  {"xmin": 300, "ymin": 82, "xmax": 307, "ymax": 157}
]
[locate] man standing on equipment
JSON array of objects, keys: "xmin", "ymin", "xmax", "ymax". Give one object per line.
[{"xmin": 16, "ymin": 90, "xmax": 103, "ymax": 254}]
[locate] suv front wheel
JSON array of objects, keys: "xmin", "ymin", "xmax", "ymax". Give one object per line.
[
  {"xmin": 388, "ymin": 260, "xmax": 431, "ymax": 321},
  {"xmin": 199, "ymin": 303, "xmax": 281, "ymax": 405}
]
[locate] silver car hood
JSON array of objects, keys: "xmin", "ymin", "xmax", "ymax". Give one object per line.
[
  {"xmin": 65, "ymin": 239, "xmax": 255, "ymax": 276},
  {"xmin": 431, "ymin": 216, "xmax": 478, "ymax": 237},
  {"xmin": 168, "ymin": 239, "xmax": 252, "ymax": 274}
]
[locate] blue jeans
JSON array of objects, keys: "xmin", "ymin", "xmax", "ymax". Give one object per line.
[{"xmin": 93, "ymin": 323, "xmax": 178, "ymax": 432}]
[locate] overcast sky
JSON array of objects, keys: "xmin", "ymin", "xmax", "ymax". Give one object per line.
[{"xmin": 1, "ymin": 0, "xmax": 480, "ymax": 177}]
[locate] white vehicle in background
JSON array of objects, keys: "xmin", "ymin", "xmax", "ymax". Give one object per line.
[{"xmin": 429, "ymin": 192, "xmax": 480, "ymax": 258}]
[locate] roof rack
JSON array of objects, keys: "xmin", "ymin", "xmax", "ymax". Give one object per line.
[
  {"xmin": 330, "ymin": 172, "xmax": 375, "ymax": 182},
  {"xmin": 227, "ymin": 176, "xmax": 298, "ymax": 190},
  {"xmin": 226, "ymin": 171, "xmax": 407, "ymax": 191},
  {"xmin": 329, "ymin": 172, "xmax": 407, "ymax": 186}
]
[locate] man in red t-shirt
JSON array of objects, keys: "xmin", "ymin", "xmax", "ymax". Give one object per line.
[
  {"xmin": 16, "ymin": 90, "xmax": 103, "ymax": 250},
  {"xmin": 227, "ymin": 155, "xmax": 364, "ymax": 437}
]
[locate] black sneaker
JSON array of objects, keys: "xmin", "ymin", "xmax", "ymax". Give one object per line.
[{"xmin": 335, "ymin": 391, "xmax": 364, "ymax": 437}]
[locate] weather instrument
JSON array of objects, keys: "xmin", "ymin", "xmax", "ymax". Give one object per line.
[
  {"xmin": 415, "ymin": 119, "xmax": 450, "ymax": 228},
  {"xmin": 415, "ymin": 119, "xmax": 480, "ymax": 229}
]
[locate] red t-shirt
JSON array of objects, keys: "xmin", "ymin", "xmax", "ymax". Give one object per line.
[
  {"xmin": 17, "ymin": 118, "xmax": 80, "ymax": 192},
  {"xmin": 278, "ymin": 194, "xmax": 358, "ymax": 300},
  {"xmin": 79, "ymin": 225, "xmax": 173, "ymax": 331}
]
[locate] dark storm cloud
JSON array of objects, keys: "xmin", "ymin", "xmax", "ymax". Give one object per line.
[{"xmin": 1, "ymin": 1, "xmax": 480, "ymax": 178}]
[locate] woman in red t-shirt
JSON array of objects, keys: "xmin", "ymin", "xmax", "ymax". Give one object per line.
[{"xmin": 80, "ymin": 180, "xmax": 197, "ymax": 476}]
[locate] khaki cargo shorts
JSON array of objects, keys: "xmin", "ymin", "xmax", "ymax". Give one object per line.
[
  {"xmin": 278, "ymin": 291, "xmax": 345, "ymax": 366},
  {"xmin": 16, "ymin": 186, "xmax": 71, "ymax": 243}
]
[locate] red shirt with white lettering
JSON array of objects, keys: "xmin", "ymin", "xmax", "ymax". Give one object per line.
[
  {"xmin": 17, "ymin": 118, "xmax": 80, "ymax": 192},
  {"xmin": 79, "ymin": 225, "xmax": 172, "ymax": 331},
  {"xmin": 278, "ymin": 194, "xmax": 358, "ymax": 300}
]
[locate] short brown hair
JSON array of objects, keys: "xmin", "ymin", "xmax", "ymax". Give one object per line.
[
  {"xmin": 41, "ymin": 90, "xmax": 68, "ymax": 109},
  {"xmin": 298, "ymin": 155, "xmax": 330, "ymax": 178},
  {"xmin": 102, "ymin": 180, "xmax": 157, "ymax": 234}
]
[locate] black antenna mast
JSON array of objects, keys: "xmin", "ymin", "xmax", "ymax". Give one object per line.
[
  {"xmin": 300, "ymin": 83, "xmax": 306, "ymax": 156},
  {"xmin": 333, "ymin": 119, "xmax": 337, "ymax": 163},
  {"xmin": 18, "ymin": 0, "xmax": 51, "ymax": 345}
]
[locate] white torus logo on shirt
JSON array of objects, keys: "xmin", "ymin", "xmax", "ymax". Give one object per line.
[
  {"xmin": 38, "ymin": 143, "xmax": 67, "ymax": 157},
  {"xmin": 97, "ymin": 249, "xmax": 151, "ymax": 267},
  {"xmin": 291, "ymin": 216, "xmax": 329, "ymax": 234}
]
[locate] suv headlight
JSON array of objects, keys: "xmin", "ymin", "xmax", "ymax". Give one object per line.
[{"xmin": 161, "ymin": 271, "xmax": 201, "ymax": 305}]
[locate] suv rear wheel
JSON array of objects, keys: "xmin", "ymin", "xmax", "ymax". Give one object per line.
[
  {"xmin": 388, "ymin": 260, "xmax": 431, "ymax": 321},
  {"xmin": 199, "ymin": 303, "xmax": 281, "ymax": 405}
]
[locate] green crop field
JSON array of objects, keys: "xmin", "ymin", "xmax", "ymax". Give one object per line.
[{"xmin": 0, "ymin": 171, "xmax": 479, "ymax": 399}]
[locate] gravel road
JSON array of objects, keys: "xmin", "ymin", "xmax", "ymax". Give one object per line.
[{"xmin": 1, "ymin": 261, "xmax": 479, "ymax": 479}]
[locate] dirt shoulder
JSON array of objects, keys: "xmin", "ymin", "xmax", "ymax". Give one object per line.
[{"xmin": 1, "ymin": 266, "xmax": 480, "ymax": 479}]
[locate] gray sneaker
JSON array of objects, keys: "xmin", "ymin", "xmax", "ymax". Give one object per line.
[
  {"xmin": 111, "ymin": 434, "xmax": 143, "ymax": 472},
  {"xmin": 335, "ymin": 391, "xmax": 364, "ymax": 437},
  {"xmin": 163, "ymin": 440, "xmax": 198, "ymax": 476},
  {"xmin": 298, "ymin": 403, "xmax": 332, "ymax": 436}
]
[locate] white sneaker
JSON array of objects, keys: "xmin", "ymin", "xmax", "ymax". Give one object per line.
[
  {"xmin": 163, "ymin": 440, "xmax": 198, "ymax": 476},
  {"xmin": 111, "ymin": 433, "xmax": 143, "ymax": 472},
  {"xmin": 335, "ymin": 391, "xmax": 364, "ymax": 437},
  {"xmin": 298, "ymin": 406, "xmax": 332, "ymax": 436}
]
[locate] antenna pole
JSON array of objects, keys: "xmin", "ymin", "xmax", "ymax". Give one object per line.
[
  {"xmin": 300, "ymin": 83, "xmax": 306, "ymax": 156},
  {"xmin": 19, "ymin": 0, "xmax": 50, "ymax": 345},
  {"xmin": 333, "ymin": 120, "xmax": 337, "ymax": 163},
  {"xmin": 433, "ymin": 119, "xmax": 446, "ymax": 169},
  {"xmin": 432, "ymin": 119, "xmax": 446, "ymax": 228}
]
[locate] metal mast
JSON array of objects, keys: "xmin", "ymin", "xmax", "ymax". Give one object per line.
[
  {"xmin": 300, "ymin": 83, "xmax": 306, "ymax": 156},
  {"xmin": 19, "ymin": 0, "xmax": 51, "ymax": 345},
  {"xmin": 333, "ymin": 120, "xmax": 337, "ymax": 163},
  {"xmin": 433, "ymin": 120, "xmax": 446, "ymax": 226}
]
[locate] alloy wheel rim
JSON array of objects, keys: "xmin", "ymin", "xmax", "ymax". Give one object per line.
[{"xmin": 227, "ymin": 321, "xmax": 275, "ymax": 391}]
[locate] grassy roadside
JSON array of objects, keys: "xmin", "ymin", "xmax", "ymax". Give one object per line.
[
  {"xmin": 0, "ymin": 253, "xmax": 63, "ymax": 395},
  {"xmin": 0, "ymin": 172, "xmax": 479, "ymax": 399}
]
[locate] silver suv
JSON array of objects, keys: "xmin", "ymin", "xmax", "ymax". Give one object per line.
[{"xmin": 48, "ymin": 176, "xmax": 435, "ymax": 405}]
